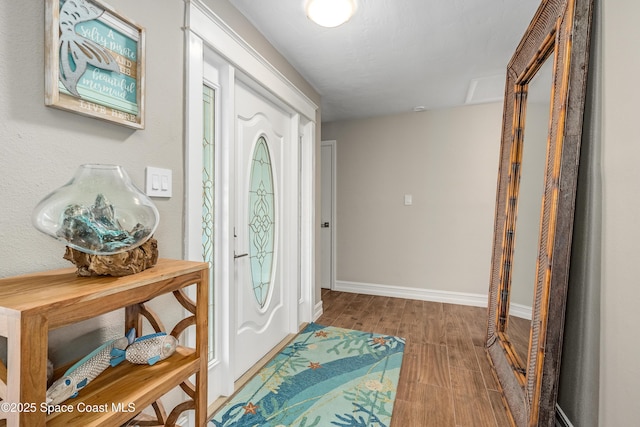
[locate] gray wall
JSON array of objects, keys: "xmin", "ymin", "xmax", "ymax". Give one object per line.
[
  {"xmin": 511, "ymin": 101, "xmax": 549, "ymax": 309},
  {"xmin": 556, "ymin": 1, "xmax": 601, "ymax": 425},
  {"xmin": 322, "ymin": 103, "xmax": 502, "ymax": 296},
  {"xmin": 0, "ymin": 0, "xmax": 319, "ymax": 369},
  {"xmin": 598, "ymin": 0, "xmax": 640, "ymax": 424},
  {"xmin": 2, "ymin": 0, "xmax": 639, "ymax": 424},
  {"xmin": 0, "ymin": 0, "xmax": 186, "ymax": 279},
  {"xmin": 0, "ymin": 0, "xmax": 187, "ymax": 366},
  {"xmin": 322, "ymin": 1, "xmax": 640, "ymax": 423}
]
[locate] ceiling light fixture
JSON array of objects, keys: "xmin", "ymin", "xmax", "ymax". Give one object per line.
[{"xmin": 305, "ymin": 0, "xmax": 357, "ymax": 28}]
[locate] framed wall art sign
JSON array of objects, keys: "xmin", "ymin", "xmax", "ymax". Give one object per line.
[{"xmin": 45, "ymin": 0, "xmax": 145, "ymax": 129}]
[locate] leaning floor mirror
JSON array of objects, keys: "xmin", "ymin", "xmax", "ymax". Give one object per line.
[{"xmin": 485, "ymin": 0, "xmax": 594, "ymax": 426}]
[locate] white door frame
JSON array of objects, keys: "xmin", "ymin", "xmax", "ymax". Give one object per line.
[{"xmin": 183, "ymin": 0, "xmax": 317, "ymax": 403}]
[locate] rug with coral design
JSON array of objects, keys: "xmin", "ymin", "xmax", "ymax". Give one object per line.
[{"xmin": 211, "ymin": 323, "xmax": 405, "ymax": 427}]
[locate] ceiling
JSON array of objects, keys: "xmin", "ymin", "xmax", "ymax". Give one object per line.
[{"xmin": 229, "ymin": 0, "xmax": 541, "ymax": 123}]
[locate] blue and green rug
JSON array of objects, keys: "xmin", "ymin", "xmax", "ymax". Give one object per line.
[{"xmin": 211, "ymin": 323, "xmax": 405, "ymax": 427}]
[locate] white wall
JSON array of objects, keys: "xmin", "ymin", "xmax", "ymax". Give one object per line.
[
  {"xmin": 322, "ymin": 103, "xmax": 502, "ymax": 297},
  {"xmin": 600, "ymin": 0, "xmax": 640, "ymax": 424}
]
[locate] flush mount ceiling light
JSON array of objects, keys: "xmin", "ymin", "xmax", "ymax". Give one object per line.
[{"xmin": 305, "ymin": 0, "xmax": 357, "ymax": 28}]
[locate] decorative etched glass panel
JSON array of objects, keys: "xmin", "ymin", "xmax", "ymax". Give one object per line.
[
  {"xmin": 202, "ymin": 84, "xmax": 215, "ymax": 361},
  {"xmin": 248, "ymin": 136, "xmax": 275, "ymax": 307}
]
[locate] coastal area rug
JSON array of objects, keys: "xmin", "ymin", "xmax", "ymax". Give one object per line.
[{"xmin": 211, "ymin": 323, "xmax": 405, "ymax": 427}]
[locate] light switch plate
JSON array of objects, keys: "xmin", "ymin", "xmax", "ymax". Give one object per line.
[
  {"xmin": 145, "ymin": 167, "xmax": 172, "ymax": 198},
  {"xmin": 404, "ymin": 194, "xmax": 413, "ymax": 206}
]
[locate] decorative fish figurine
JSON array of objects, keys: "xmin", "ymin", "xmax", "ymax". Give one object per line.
[
  {"xmin": 58, "ymin": 0, "xmax": 120, "ymax": 96},
  {"xmin": 110, "ymin": 332, "xmax": 178, "ymax": 366},
  {"xmin": 46, "ymin": 328, "xmax": 136, "ymax": 406}
]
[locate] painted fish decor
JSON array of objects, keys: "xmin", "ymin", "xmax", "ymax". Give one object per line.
[
  {"xmin": 46, "ymin": 329, "xmax": 136, "ymax": 406},
  {"xmin": 110, "ymin": 332, "xmax": 178, "ymax": 366}
]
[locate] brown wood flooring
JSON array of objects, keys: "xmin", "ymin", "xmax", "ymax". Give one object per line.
[{"xmin": 316, "ymin": 289, "xmax": 513, "ymax": 427}]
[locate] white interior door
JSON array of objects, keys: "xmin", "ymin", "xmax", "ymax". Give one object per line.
[
  {"xmin": 233, "ymin": 81, "xmax": 295, "ymax": 379},
  {"xmin": 321, "ymin": 141, "xmax": 335, "ymax": 289}
]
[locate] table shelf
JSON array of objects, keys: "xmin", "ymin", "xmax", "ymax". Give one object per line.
[{"xmin": 0, "ymin": 259, "xmax": 209, "ymax": 426}]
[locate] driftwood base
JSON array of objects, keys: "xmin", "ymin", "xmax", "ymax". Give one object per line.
[{"xmin": 63, "ymin": 238, "xmax": 158, "ymax": 277}]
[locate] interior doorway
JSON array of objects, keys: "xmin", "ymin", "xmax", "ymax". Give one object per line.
[{"xmin": 321, "ymin": 140, "xmax": 336, "ymax": 290}]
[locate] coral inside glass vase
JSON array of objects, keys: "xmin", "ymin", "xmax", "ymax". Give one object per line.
[{"xmin": 32, "ymin": 164, "xmax": 159, "ymax": 255}]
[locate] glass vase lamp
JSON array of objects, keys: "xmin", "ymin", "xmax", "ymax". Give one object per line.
[{"xmin": 32, "ymin": 164, "xmax": 159, "ymax": 255}]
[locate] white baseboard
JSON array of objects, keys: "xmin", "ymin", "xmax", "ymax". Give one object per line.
[
  {"xmin": 510, "ymin": 302, "xmax": 533, "ymax": 320},
  {"xmin": 313, "ymin": 300, "xmax": 323, "ymax": 321},
  {"xmin": 334, "ymin": 280, "xmax": 489, "ymax": 307},
  {"xmin": 555, "ymin": 404, "xmax": 574, "ymax": 427},
  {"xmin": 324, "ymin": 280, "xmax": 533, "ymax": 319}
]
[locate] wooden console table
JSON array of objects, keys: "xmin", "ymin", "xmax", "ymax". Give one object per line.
[{"xmin": 0, "ymin": 259, "xmax": 208, "ymax": 426}]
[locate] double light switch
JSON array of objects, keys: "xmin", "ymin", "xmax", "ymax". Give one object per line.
[{"xmin": 145, "ymin": 166, "xmax": 172, "ymax": 198}]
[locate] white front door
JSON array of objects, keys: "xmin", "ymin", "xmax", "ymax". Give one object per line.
[
  {"xmin": 186, "ymin": 12, "xmax": 317, "ymax": 404},
  {"xmin": 233, "ymin": 81, "xmax": 296, "ymax": 379}
]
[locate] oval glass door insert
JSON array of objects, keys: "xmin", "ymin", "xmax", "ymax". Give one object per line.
[{"xmin": 248, "ymin": 136, "xmax": 276, "ymax": 307}]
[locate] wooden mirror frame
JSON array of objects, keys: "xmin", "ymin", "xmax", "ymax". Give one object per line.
[{"xmin": 486, "ymin": 0, "xmax": 593, "ymax": 426}]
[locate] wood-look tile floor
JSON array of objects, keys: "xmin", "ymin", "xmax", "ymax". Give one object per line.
[{"xmin": 316, "ymin": 289, "xmax": 513, "ymax": 427}]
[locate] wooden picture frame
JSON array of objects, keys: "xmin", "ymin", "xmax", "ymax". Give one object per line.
[
  {"xmin": 485, "ymin": 0, "xmax": 593, "ymax": 426},
  {"xmin": 45, "ymin": 0, "xmax": 145, "ymax": 129}
]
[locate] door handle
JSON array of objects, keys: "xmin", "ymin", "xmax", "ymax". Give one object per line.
[
  {"xmin": 234, "ymin": 252, "xmax": 249, "ymax": 259},
  {"xmin": 321, "ymin": 222, "xmax": 330, "ymax": 228}
]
